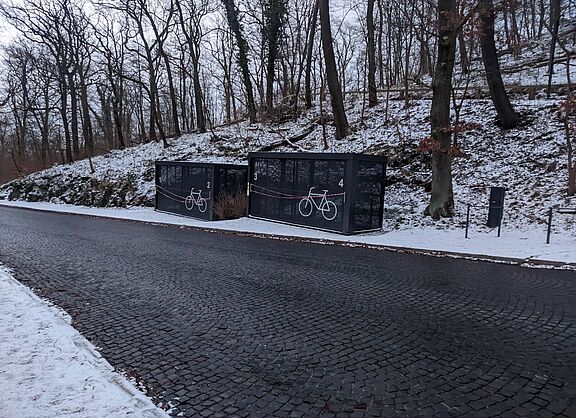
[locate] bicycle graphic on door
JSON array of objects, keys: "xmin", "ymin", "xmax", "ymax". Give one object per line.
[
  {"xmin": 298, "ymin": 187, "xmax": 338, "ymax": 221},
  {"xmin": 184, "ymin": 188, "xmax": 208, "ymax": 213}
]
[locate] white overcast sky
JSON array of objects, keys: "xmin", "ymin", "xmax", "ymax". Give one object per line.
[
  {"xmin": 0, "ymin": 17, "xmax": 17, "ymax": 46},
  {"xmin": 0, "ymin": 0, "xmax": 357, "ymax": 47}
]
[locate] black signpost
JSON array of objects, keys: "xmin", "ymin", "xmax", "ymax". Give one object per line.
[
  {"xmin": 155, "ymin": 161, "xmax": 248, "ymax": 221},
  {"xmin": 247, "ymin": 152, "xmax": 387, "ymax": 234},
  {"xmin": 487, "ymin": 186, "xmax": 505, "ymax": 235}
]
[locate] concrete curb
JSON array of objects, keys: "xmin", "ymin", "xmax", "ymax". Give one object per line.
[{"xmin": 2, "ymin": 202, "xmax": 574, "ymax": 270}]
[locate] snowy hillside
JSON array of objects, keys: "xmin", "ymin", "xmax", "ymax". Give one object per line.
[{"xmin": 1, "ymin": 95, "xmax": 574, "ymax": 236}]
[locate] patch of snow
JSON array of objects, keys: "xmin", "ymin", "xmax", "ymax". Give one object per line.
[{"xmin": 0, "ymin": 265, "xmax": 169, "ymax": 418}]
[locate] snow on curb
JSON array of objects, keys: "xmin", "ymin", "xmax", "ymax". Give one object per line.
[
  {"xmin": 1, "ymin": 200, "xmax": 574, "ymax": 268},
  {"xmin": 0, "ymin": 265, "xmax": 169, "ymax": 418}
]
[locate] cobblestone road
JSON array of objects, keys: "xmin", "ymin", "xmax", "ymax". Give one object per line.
[{"xmin": 1, "ymin": 206, "xmax": 576, "ymax": 417}]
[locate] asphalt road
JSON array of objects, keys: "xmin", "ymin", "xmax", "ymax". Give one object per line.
[{"xmin": 1, "ymin": 206, "xmax": 575, "ymax": 417}]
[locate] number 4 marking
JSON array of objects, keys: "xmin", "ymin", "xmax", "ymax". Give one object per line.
[{"xmin": 339, "ymin": 179, "xmax": 344, "ymax": 188}]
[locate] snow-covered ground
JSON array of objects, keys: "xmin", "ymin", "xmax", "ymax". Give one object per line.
[
  {"xmin": 1, "ymin": 98, "xmax": 575, "ymax": 234},
  {"xmin": 0, "ymin": 265, "xmax": 169, "ymax": 418},
  {"xmin": 1, "ymin": 200, "xmax": 573, "ymax": 267}
]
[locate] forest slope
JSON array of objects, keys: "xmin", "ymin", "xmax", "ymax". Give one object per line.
[{"xmin": 1, "ymin": 95, "xmax": 574, "ymax": 234}]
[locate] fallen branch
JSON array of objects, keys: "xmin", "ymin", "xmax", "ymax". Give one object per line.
[{"xmin": 258, "ymin": 123, "xmax": 317, "ymax": 152}]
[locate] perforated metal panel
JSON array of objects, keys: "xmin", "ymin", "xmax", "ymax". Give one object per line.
[
  {"xmin": 248, "ymin": 153, "xmax": 386, "ymax": 234},
  {"xmin": 155, "ymin": 162, "xmax": 248, "ymax": 221}
]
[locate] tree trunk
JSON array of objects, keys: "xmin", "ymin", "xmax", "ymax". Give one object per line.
[
  {"xmin": 149, "ymin": 90, "xmax": 157, "ymax": 143},
  {"xmin": 367, "ymin": 0, "xmax": 377, "ymax": 107},
  {"xmin": 304, "ymin": 0, "xmax": 319, "ymax": 109},
  {"xmin": 161, "ymin": 49, "xmax": 181, "ymax": 136},
  {"xmin": 386, "ymin": 7, "xmax": 393, "ymax": 86},
  {"xmin": 458, "ymin": 30, "xmax": 469, "ymax": 74},
  {"xmin": 569, "ymin": 162, "xmax": 576, "ymax": 195},
  {"xmin": 377, "ymin": 0, "xmax": 385, "ymax": 87},
  {"xmin": 222, "ymin": 0, "xmax": 257, "ymax": 123},
  {"xmin": 480, "ymin": 0, "xmax": 519, "ymax": 129},
  {"xmin": 175, "ymin": 0, "xmax": 207, "ymax": 133},
  {"xmin": 547, "ymin": 0, "xmax": 561, "ymax": 98},
  {"xmin": 318, "ymin": 0, "xmax": 348, "ymax": 139},
  {"xmin": 69, "ymin": 74, "xmax": 80, "ymax": 157},
  {"xmin": 98, "ymin": 86, "xmax": 114, "ymax": 150},
  {"xmin": 192, "ymin": 55, "xmax": 206, "ymax": 133},
  {"xmin": 425, "ymin": 0, "xmax": 457, "ymax": 220},
  {"xmin": 509, "ymin": 0, "xmax": 520, "ymax": 53},
  {"xmin": 220, "ymin": 37, "xmax": 233, "ymax": 123},
  {"xmin": 104, "ymin": 56, "xmax": 125, "ymax": 149},
  {"xmin": 59, "ymin": 75, "xmax": 73, "ymax": 164},
  {"xmin": 265, "ymin": 0, "xmax": 285, "ymax": 112},
  {"xmin": 567, "ymin": 101, "xmax": 575, "ymax": 195},
  {"xmin": 40, "ymin": 84, "xmax": 50, "ymax": 167},
  {"xmin": 538, "ymin": 0, "xmax": 545, "ymax": 38},
  {"xmin": 18, "ymin": 62, "xmax": 29, "ymax": 161},
  {"xmin": 137, "ymin": 79, "xmax": 146, "ymax": 143},
  {"xmin": 154, "ymin": 92, "xmax": 168, "ymax": 147},
  {"xmin": 147, "ymin": 62, "xmax": 159, "ymax": 143},
  {"xmin": 112, "ymin": 96, "xmax": 125, "ymax": 149},
  {"xmin": 179, "ymin": 55, "xmax": 189, "ymax": 132},
  {"xmin": 569, "ymin": 163, "xmax": 576, "ymax": 196},
  {"xmin": 79, "ymin": 70, "xmax": 94, "ymax": 156}
]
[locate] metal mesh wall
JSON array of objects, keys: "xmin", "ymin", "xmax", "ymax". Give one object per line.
[
  {"xmin": 216, "ymin": 168, "xmax": 248, "ymax": 196},
  {"xmin": 156, "ymin": 164, "xmax": 183, "ymax": 215},
  {"xmin": 351, "ymin": 160, "xmax": 385, "ymax": 232},
  {"xmin": 250, "ymin": 157, "xmax": 347, "ymax": 232},
  {"xmin": 156, "ymin": 162, "xmax": 248, "ymax": 221},
  {"xmin": 156, "ymin": 163, "xmax": 213, "ymax": 220}
]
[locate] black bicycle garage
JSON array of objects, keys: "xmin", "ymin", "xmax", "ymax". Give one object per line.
[
  {"xmin": 247, "ymin": 152, "xmax": 387, "ymax": 234},
  {"xmin": 155, "ymin": 161, "xmax": 248, "ymax": 221}
]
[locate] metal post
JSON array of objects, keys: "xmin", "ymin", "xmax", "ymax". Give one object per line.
[
  {"xmin": 465, "ymin": 204, "xmax": 470, "ymax": 239},
  {"xmin": 497, "ymin": 203, "xmax": 504, "ymax": 237},
  {"xmin": 546, "ymin": 207, "xmax": 553, "ymax": 244}
]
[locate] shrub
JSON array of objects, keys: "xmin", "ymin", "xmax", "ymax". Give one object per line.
[{"xmin": 213, "ymin": 192, "xmax": 247, "ymax": 220}]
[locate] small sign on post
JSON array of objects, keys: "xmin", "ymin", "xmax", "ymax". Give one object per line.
[
  {"xmin": 487, "ymin": 187, "xmax": 505, "ymax": 232},
  {"xmin": 465, "ymin": 204, "xmax": 471, "ymax": 239},
  {"xmin": 546, "ymin": 207, "xmax": 553, "ymax": 244}
]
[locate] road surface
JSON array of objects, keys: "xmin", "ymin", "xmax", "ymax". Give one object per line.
[{"xmin": 1, "ymin": 206, "xmax": 575, "ymax": 417}]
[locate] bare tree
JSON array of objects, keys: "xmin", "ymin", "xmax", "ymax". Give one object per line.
[
  {"xmin": 4, "ymin": 44, "xmax": 32, "ymax": 163},
  {"xmin": 93, "ymin": 15, "xmax": 128, "ymax": 149},
  {"xmin": 222, "ymin": 0, "xmax": 257, "ymax": 123},
  {"xmin": 118, "ymin": 0, "xmax": 169, "ymax": 147},
  {"xmin": 318, "ymin": 0, "xmax": 348, "ymax": 139},
  {"xmin": 304, "ymin": 0, "xmax": 319, "ymax": 109},
  {"xmin": 366, "ymin": 0, "xmax": 377, "ymax": 107},
  {"xmin": 175, "ymin": 0, "xmax": 211, "ymax": 133},
  {"xmin": 289, "ymin": 0, "xmax": 315, "ymax": 114},
  {"xmin": 480, "ymin": 0, "xmax": 519, "ymax": 129},
  {"xmin": 209, "ymin": 25, "xmax": 238, "ymax": 123},
  {"xmin": 0, "ymin": 0, "xmax": 86, "ymax": 163},
  {"xmin": 425, "ymin": 0, "xmax": 458, "ymax": 219},
  {"xmin": 263, "ymin": 0, "xmax": 287, "ymax": 112},
  {"xmin": 547, "ymin": 0, "xmax": 561, "ymax": 98},
  {"xmin": 140, "ymin": 0, "xmax": 180, "ymax": 136}
]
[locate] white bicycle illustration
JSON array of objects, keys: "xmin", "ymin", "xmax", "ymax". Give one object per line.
[
  {"xmin": 298, "ymin": 187, "xmax": 338, "ymax": 221},
  {"xmin": 184, "ymin": 188, "xmax": 208, "ymax": 213}
]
